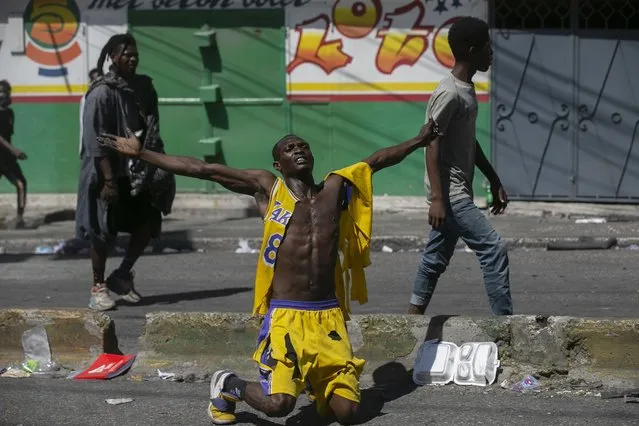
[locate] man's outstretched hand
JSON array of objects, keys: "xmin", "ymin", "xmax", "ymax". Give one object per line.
[
  {"xmin": 98, "ymin": 129, "xmax": 141, "ymax": 157},
  {"xmin": 416, "ymin": 118, "xmax": 438, "ymax": 146}
]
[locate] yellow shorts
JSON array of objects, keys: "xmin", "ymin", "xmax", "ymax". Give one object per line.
[{"xmin": 253, "ymin": 299, "xmax": 365, "ymax": 417}]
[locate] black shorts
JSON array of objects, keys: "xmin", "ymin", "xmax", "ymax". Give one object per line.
[
  {"xmin": 106, "ymin": 178, "xmax": 161, "ymax": 237},
  {"xmin": 0, "ymin": 159, "xmax": 25, "ymax": 185}
]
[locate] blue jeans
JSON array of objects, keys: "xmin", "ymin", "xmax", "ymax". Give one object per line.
[{"xmin": 410, "ymin": 197, "xmax": 513, "ymax": 315}]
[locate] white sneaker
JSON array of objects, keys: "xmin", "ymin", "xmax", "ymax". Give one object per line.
[
  {"xmin": 89, "ymin": 284, "xmax": 116, "ymax": 311},
  {"xmin": 208, "ymin": 370, "xmax": 239, "ymax": 425}
]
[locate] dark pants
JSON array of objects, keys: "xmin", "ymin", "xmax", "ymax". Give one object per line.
[
  {"xmin": 88, "ymin": 177, "xmax": 160, "ymax": 286},
  {"xmin": 106, "ymin": 177, "xmax": 161, "ymax": 238}
]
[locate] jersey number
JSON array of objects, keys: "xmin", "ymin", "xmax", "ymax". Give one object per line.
[{"xmin": 263, "ymin": 233, "xmax": 283, "ymax": 267}]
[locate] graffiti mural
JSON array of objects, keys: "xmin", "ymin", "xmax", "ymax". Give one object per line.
[
  {"xmin": 286, "ymin": 0, "xmax": 488, "ymax": 101},
  {"xmin": 24, "ymin": 0, "xmax": 83, "ymax": 77},
  {"xmin": 0, "ymin": 0, "xmax": 487, "ymax": 101}
]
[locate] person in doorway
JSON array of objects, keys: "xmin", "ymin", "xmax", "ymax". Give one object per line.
[
  {"xmin": 98, "ymin": 120, "xmax": 436, "ymax": 424},
  {"xmin": 408, "ymin": 16, "xmax": 513, "ymax": 316},
  {"xmin": 79, "ymin": 68, "xmax": 104, "ymax": 156},
  {"xmin": 0, "ymin": 80, "xmax": 28, "ymax": 228},
  {"xmin": 76, "ymin": 33, "xmax": 175, "ymax": 311}
]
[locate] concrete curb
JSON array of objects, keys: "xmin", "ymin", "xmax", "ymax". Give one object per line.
[
  {"xmin": 0, "ymin": 309, "xmax": 118, "ymax": 370},
  {"xmin": 2, "ymin": 235, "xmax": 639, "ymax": 255},
  {"xmin": 4, "ymin": 193, "xmax": 639, "ymax": 220},
  {"xmin": 0, "ymin": 194, "xmax": 449, "ymax": 217},
  {"xmin": 134, "ymin": 312, "xmax": 639, "ymax": 389}
]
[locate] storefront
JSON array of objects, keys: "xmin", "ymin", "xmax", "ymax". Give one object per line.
[{"xmin": 0, "ymin": 0, "xmax": 491, "ymax": 197}]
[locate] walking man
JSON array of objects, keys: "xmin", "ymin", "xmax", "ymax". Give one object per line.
[{"xmin": 408, "ymin": 17, "xmax": 513, "ymax": 316}]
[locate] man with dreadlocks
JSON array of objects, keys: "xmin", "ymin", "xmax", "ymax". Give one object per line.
[
  {"xmin": 76, "ymin": 33, "xmax": 175, "ymax": 311},
  {"xmin": 0, "ymin": 80, "xmax": 28, "ymax": 228}
]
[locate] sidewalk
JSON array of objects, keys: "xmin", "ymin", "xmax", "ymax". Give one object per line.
[
  {"xmin": 3, "ymin": 193, "xmax": 639, "ymax": 220},
  {"xmin": 1, "ymin": 209, "xmax": 639, "ymax": 254}
]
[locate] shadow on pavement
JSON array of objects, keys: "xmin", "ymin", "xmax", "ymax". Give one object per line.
[
  {"xmin": 280, "ymin": 362, "xmax": 418, "ymax": 426},
  {"xmin": 0, "ymin": 229, "xmax": 200, "ymax": 264},
  {"xmin": 235, "ymin": 412, "xmax": 281, "ymax": 426},
  {"xmin": 59, "ymin": 230, "xmax": 199, "ymax": 255},
  {"xmin": 424, "ymin": 314, "xmax": 460, "ymax": 341},
  {"xmin": 0, "ymin": 250, "xmax": 193, "ymax": 265},
  {"xmin": 1, "ymin": 209, "xmax": 75, "ymax": 231},
  {"xmin": 0, "ymin": 254, "xmax": 36, "ymax": 263},
  {"xmin": 116, "ymin": 287, "xmax": 252, "ymax": 307},
  {"xmin": 345, "ymin": 316, "xmax": 460, "ymax": 424},
  {"xmin": 42, "ymin": 209, "xmax": 76, "ymax": 224},
  {"xmin": 0, "ymin": 249, "xmax": 190, "ymax": 264}
]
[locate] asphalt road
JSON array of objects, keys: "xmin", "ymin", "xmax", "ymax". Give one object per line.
[
  {"xmin": 0, "ymin": 378, "xmax": 637, "ymax": 426},
  {"xmin": 1, "ymin": 250, "xmax": 638, "ymax": 354}
]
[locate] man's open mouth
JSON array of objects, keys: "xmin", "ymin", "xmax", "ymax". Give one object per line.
[{"xmin": 295, "ymin": 157, "xmax": 308, "ymax": 165}]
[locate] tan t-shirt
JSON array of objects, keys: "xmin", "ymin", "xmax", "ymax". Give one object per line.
[{"xmin": 424, "ymin": 74, "xmax": 478, "ymax": 205}]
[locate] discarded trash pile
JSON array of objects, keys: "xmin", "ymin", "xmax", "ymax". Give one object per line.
[{"xmin": 0, "ymin": 325, "xmax": 134, "ymax": 381}]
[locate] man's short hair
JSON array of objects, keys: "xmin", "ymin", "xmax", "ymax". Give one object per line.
[
  {"xmin": 272, "ymin": 134, "xmax": 303, "ymax": 160},
  {"xmin": 0, "ymin": 80, "xmax": 11, "ymax": 91},
  {"xmin": 448, "ymin": 17, "xmax": 490, "ymax": 61}
]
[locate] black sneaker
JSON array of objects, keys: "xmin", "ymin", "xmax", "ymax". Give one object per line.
[{"xmin": 106, "ymin": 269, "xmax": 142, "ymax": 303}]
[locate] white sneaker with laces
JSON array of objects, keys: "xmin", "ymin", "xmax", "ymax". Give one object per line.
[
  {"xmin": 208, "ymin": 370, "xmax": 239, "ymax": 425},
  {"xmin": 89, "ymin": 284, "xmax": 116, "ymax": 311}
]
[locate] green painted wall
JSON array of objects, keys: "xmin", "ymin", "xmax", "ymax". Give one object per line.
[
  {"xmin": 0, "ymin": 10, "xmax": 491, "ymax": 200},
  {"xmin": 0, "ymin": 100, "xmax": 491, "ymax": 197},
  {"xmin": 0, "ymin": 103, "xmax": 80, "ymax": 194}
]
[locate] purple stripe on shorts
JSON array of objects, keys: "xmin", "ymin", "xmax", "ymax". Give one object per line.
[{"xmin": 269, "ymin": 299, "xmax": 339, "ymax": 311}]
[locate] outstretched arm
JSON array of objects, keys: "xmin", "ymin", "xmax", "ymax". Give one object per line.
[
  {"xmin": 362, "ymin": 120, "xmax": 435, "ymax": 174},
  {"xmin": 98, "ymin": 132, "xmax": 276, "ymax": 197},
  {"xmin": 141, "ymin": 150, "xmax": 275, "ymax": 196}
]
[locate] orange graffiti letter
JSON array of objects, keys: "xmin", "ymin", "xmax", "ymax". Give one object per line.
[
  {"xmin": 375, "ymin": 0, "xmax": 434, "ymax": 75},
  {"xmin": 433, "ymin": 17, "xmax": 461, "ymax": 69},
  {"xmin": 287, "ymin": 14, "xmax": 353, "ymax": 75}
]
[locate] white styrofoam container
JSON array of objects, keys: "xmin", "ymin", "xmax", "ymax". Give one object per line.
[{"xmin": 413, "ymin": 340, "xmax": 500, "ymax": 387}]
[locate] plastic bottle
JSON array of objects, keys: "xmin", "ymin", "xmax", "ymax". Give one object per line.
[{"xmin": 34, "ymin": 245, "xmax": 54, "ymax": 255}]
